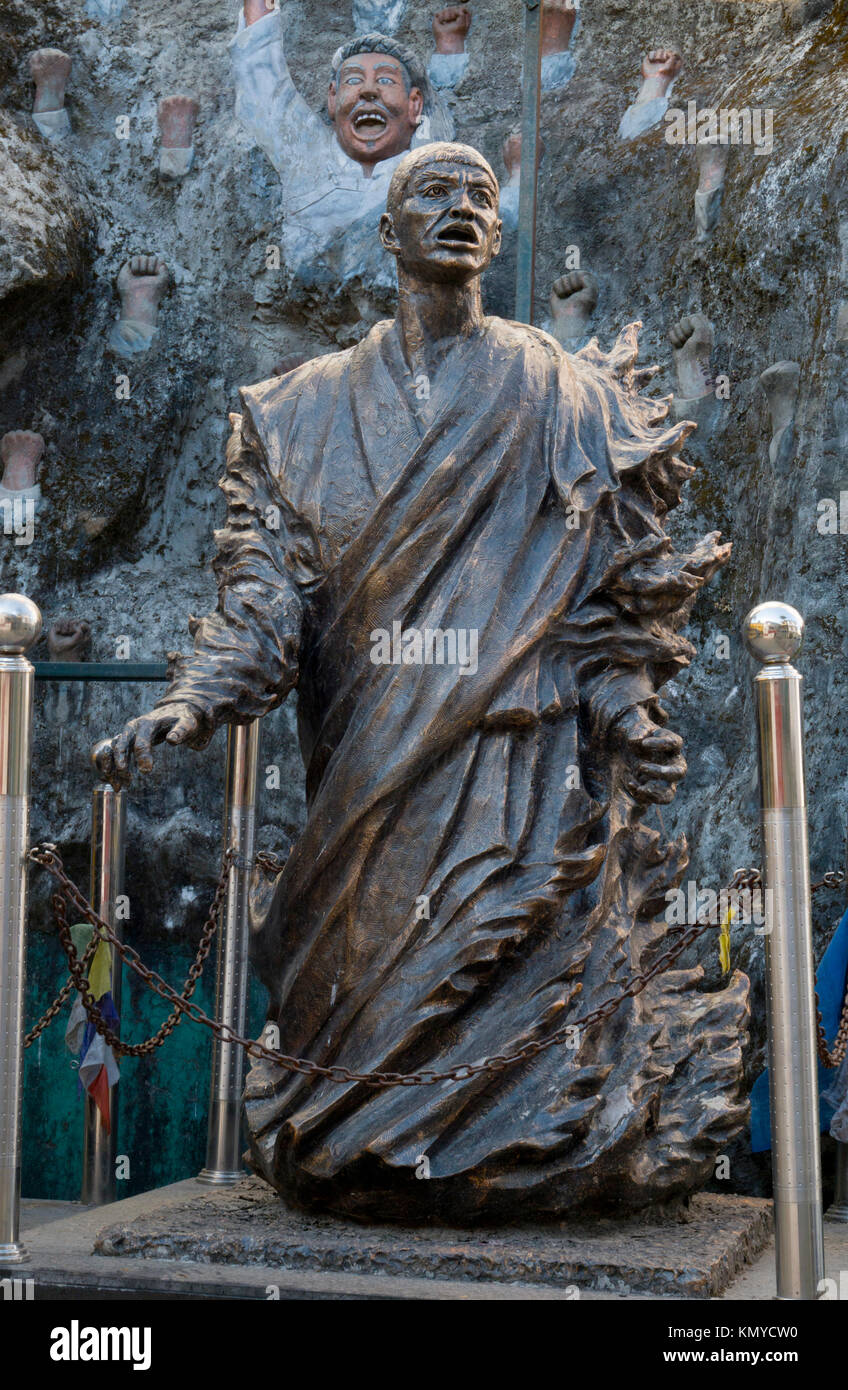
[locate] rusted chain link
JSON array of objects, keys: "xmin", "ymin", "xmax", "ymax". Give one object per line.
[
  {"xmin": 29, "ymin": 845, "xmax": 766, "ymax": 1086},
  {"xmin": 26, "ymin": 849, "xmax": 232, "ymax": 1056},
  {"xmin": 24, "ymin": 929, "xmax": 100, "ymax": 1047},
  {"xmin": 813, "ymin": 870, "xmax": 847, "ymax": 894}
]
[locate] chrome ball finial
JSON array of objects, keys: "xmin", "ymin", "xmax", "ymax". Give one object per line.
[
  {"xmin": 743, "ymin": 601, "xmax": 804, "ymax": 665},
  {"xmin": 0, "ymin": 594, "xmax": 42, "ymax": 655}
]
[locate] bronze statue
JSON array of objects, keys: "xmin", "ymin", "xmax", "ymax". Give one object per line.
[{"xmin": 94, "ymin": 142, "xmax": 749, "ymax": 1223}]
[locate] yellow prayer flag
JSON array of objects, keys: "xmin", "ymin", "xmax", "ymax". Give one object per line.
[
  {"xmin": 88, "ymin": 939, "xmax": 113, "ymax": 1000},
  {"xmin": 718, "ymin": 906, "xmax": 734, "ymax": 976}
]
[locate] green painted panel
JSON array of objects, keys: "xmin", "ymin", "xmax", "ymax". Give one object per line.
[{"xmin": 22, "ymin": 932, "xmax": 268, "ymax": 1201}]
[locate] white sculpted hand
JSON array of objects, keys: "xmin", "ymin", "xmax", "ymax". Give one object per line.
[
  {"xmin": 116, "ymin": 255, "xmax": 170, "ymax": 327},
  {"xmin": 433, "ymin": 6, "xmax": 472, "ymax": 53},
  {"xmin": 640, "ymin": 48, "xmax": 683, "ymax": 83}
]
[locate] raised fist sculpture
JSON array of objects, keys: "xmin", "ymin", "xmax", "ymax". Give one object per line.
[
  {"xmin": 430, "ymin": 5, "xmax": 472, "ymax": 89},
  {"xmin": 0, "ymin": 431, "xmax": 44, "ymax": 498},
  {"xmin": 549, "ymin": 270, "xmax": 598, "ymax": 348},
  {"xmin": 47, "ymin": 619, "xmax": 92, "ymax": 663},
  {"xmin": 29, "ymin": 49, "xmax": 72, "ymax": 139},
  {"xmin": 158, "ymin": 95, "xmax": 199, "ymax": 180},
  {"xmin": 619, "ymin": 46, "xmax": 683, "ymax": 140},
  {"xmin": 668, "ymin": 314, "xmax": 715, "ymax": 401},
  {"xmin": 110, "ymin": 255, "xmax": 171, "ymax": 356}
]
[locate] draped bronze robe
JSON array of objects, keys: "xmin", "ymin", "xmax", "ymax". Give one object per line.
[{"xmin": 163, "ymin": 316, "xmax": 749, "ymax": 1221}]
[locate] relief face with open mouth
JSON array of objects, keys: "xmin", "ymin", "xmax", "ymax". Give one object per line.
[{"xmin": 331, "ymin": 52, "xmax": 424, "ymax": 168}]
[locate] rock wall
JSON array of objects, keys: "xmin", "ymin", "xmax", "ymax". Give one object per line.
[{"xmin": 3, "ymin": 0, "xmax": 847, "ymax": 1197}]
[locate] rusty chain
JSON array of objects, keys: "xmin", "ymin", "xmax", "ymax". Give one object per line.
[
  {"xmin": 24, "ymin": 844, "xmax": 848, "ymax": 1080},
  {"xmin": 29, "ymin": 846, "xmax": 785, "ymax": 1086},
  {"xmin": 24, "ymin": 848, "xmax": 232, "ymax": 1056},
  {"xmin": 24, "ymin": 928, "xmax": 100, "ymax": 1047}
]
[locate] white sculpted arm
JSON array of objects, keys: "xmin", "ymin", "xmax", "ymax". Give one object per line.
[{"xmin": 232, "ymin": 2, "xmax": 330, "ymax": 175}]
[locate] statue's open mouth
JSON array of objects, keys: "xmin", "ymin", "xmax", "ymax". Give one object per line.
[
  {"xmin": 352, "ymin": 110, "xmax": 388, "ymax": 134},
  {"xmin": 437, "ymin": 224, "xmax": 478, "ymax": 246}
]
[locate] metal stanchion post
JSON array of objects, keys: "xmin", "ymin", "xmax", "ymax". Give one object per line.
[
  {"xmin": 197, "ymin": 721, "xmax": 259, "ymax": 1184},
  {"xmin": 80, "ymin": 784, "xmax": 126, "ymax": 1206},
  {"xmin": 744, "ymin": 601, "xmax": 825, "ymax": 1299},
  {"xmin": 0, "ymin": 594, "xmax": 42, "ymax": 1266},
  {"xmin": 515, "ymin": 0, "xmax": 542, "ymax": 323},
  {"xmin": 826, "ymin": 1142, "xmax": 848, "ymax": 1223}
]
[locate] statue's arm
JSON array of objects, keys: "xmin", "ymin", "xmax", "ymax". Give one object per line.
[
  {"xmin": 92, "ymin": 413, "xmax": 310, "ymax": 788},
  {"xmin": 574, "ymin": 528, "xmax": 729, "ymax": 805},
  {"xmin": 232, "ymin": 2, "xmax": 329, "ymax": 174}
]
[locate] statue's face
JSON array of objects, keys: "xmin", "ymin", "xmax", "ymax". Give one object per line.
[
  {"xmin": 328, "ymin": 54, "xmax": 424, "ymax": 167},
  {"xmin": 381, "ymin": 158, "xmax": 502, "ymax": 283}
]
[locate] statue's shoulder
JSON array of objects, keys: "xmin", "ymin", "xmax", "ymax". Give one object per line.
[
  {"xmin": 239, "ymin": 321, "xmax": 397, "ymax": 424},
  {"xmin": 240, "ymin": 344, "xmax": 359, "ymax": 416},
  {"xmin": 483, "ymin": 315, "xmax": 565, "ymax": 363}
]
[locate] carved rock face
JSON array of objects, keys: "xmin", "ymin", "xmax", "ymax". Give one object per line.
[
  {"xmin": 353, "ymin": 0, "xmax": 408, "ymax": 35},
  {"xmin": 272, "ymin": 353, "xmax": 309, "ymax": 377},
  {"xmin": 329, "ymin": 52, "xmax": 423, "ymax": 168},
  {"xmin": 0, "ymin": 114, "xmax": 90, "ymax": 312}
]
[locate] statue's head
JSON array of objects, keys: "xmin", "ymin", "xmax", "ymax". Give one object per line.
[
  {"xmin": 380, "ymin": 143, "xmax": 502, "ymax": 284},
  {"xmin": 328, "ymin": 33, "xmax": 425, "ymax": 167}
]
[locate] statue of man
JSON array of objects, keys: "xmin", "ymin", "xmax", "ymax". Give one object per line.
[
  {"xmin": 94, "ymin": 143, "xmax": 748, "ymax": 1222},
  {"xmin": 233, "ymin": 0, "xmax": 452, "ymax": 281}
]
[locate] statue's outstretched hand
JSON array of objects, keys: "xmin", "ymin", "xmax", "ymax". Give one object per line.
[
  {"xmin": 611, "ymin": 704, "xmax": 685, "ymax": 806},
  {"xmin": 91, "ymin": 702, "xmax": 202, "ymax": 789}
]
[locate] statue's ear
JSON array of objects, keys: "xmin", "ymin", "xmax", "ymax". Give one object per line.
[
  {"xmin": 327, "ymin": 80, "xmax": 338, "ymax": 120},
  {"xmin": 380, "ymin": 212, "xmax": 401, "ymax": 256},
  {"xmin": 408, "ymin": 85, "xmax": 424, "ymax": 124},
  {"xmin": 492, "ymin": 219, "xmax": 503, "ymax": 259}
]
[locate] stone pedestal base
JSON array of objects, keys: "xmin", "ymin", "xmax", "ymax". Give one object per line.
[{"xmin": 94, "ymin": 1176, "xmax": 772, "ymax": 1299}]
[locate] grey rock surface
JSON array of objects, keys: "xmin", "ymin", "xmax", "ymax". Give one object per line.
[{"xmin": 0, "ymin": 112, "xmax": 90, "ymax": 303}]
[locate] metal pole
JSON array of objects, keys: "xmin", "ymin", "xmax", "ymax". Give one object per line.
[
  {"xmin": 0, "ymin": 594, "xmax": 42, "ymax": 1266},
  {"xmin": 80, "ymin": 784, "xmax": 126, "ymax": 1206},
  {"xmin": 197, "ymin": 720, "xmax": 259, "ymax": 1184},
  {"xmin": 515, "ymin": 0, "xmax": 542, "ymax": 323},
  {"xmin": 744, "ymin": 601, "xmax": 824, "ymax": 1299},
  {"xmin": 826, "ymin": 1142, "xmax": 848, "ymax": 1222}
]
